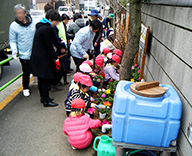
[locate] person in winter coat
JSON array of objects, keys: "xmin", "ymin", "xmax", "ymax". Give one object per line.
[
  {"xmin": 59, "ymin": 46, "xmax": 69, "ymax": 85},
  {"xmin": 101, "ymin": 47, "xmax": 111, "ymax": 64},
  {"xmin": 67, "ymin": 13, "xmax": 85, "ymax": 40},
  {"xmin": 86, "ymin": 10, "xmax": 103, "ymax": 58},
  {"xmin": 44, "ymin": 3, "xmax": 53, "ymax": 13},
  {"xmin": 69, "ymin": 63, "xmax": 98, "ymax": 93},
  {"xmin": 90, "ymin": 55, "xmax": 104, "ymax": 78},
  {"xmin": 57, "ymin": 14, "xmax": 73, "ymax": 74},
  {"xmin": 64, "ymin": 74, "xmax": 97, "ymax": 116},
  {"xmin": 63, "ymin": 98, "xmax": 101, "ymax": 149},
  {"xmin": 69, "ymin": 72, "xmax": 83, "ymax": 91},
  {"xmin": 57, "ymin": 14, "xmax": 70, "ymax": 47},
  {"xmin": 78, "ymin": 63, "xmax": 98, "ymax": 92},
  {"xmin": 113, "ymin": 49, "xmax": 122, "ymax": 57},
  {"xmin": 102, "ymin": 14, "xmax": 114, "ymax": 30},
  {"xmin": 70, "ymin": 19, "xmax": 102, "ymax": 72},
  {"xmin": 9, "ymin": 4, "xmax": 35, "ymax": 97},
  {"xmin": 51, "ymin": 25, "xmax": 66, "ymax": 90},
  {"xmin": 103, "ymin": 54, "xmax": 121, "ymax": 87},
  {"xmin": 100, "ymin": 34, "xmax": 116, "ymax": 53},
  {"xmin": 30, "ymin": 9, "xmax": 61, "ymax": 107}
]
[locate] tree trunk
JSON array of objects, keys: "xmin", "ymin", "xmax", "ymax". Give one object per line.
[{"xmin": 120, "ymin": 0, "xmax": 142, "ymax": 80}]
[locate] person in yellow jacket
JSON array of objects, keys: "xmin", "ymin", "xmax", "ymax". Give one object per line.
[{"xmin": 57, "ymin": 14, "xmax": 74, "ymax": 74}]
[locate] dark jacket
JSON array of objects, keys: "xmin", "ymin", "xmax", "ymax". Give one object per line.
[
  {"xmin": 67, "ymin": 18, "xmax": 85, "ymax": 40},
  {"xmin": 102, "ymin": 17, "xmax": 112, "ymax": 29},
  {"xmin": 59, "ymin": 55, "xmax": 68, "ymax": 71},
  {"xmin": 30, "ymin": 22, "xmax": 58, "ymax": 79},
  {"xmin": 86, "ymin": 19, "xmax": 103, "ymax": 44},
  {"xmin": 52, "ymin": 26, "xmax": 66, "ymax": 50}
]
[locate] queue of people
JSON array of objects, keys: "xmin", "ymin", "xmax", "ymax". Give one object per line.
[{"xmin": 9, "ymin": 3, "xmax": 119, "ymax": 150}]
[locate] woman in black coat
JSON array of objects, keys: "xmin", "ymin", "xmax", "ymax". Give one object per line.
[{"xmin": 30, "ymin": 9, "xmax": 61, "ymax": 107}]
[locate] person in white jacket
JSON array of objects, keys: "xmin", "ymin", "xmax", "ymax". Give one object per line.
[
  {"xmin": 100, "ymin": 34, "xmax": 116, "ymax": 53},
  {"xmin": 9, "ymin": 4, "xmax": 35, "ymax": 97}
]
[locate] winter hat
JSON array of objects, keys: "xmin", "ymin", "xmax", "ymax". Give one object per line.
[
  {"xmin": 79, "ymin": 63, "xmax": 92, "ymax": 73},
  {"xmin": 109, "ymin": 14, "xmax": 114, "ymax": 19},
  {"xmin": 95, "ymin": 55, "xmax": 104, "ymax": 67},
  {"xmin": 113, "ymin": 49, "xmax": 122, "ymax": 57},
  {"xmin": 73, "ymin": 72, "xmax": 83, "ymax": 82},
  {"xmin": 79, "ymin": 74, "xmax": 93, "ymax": 87},
  {"xmin": 103, "ymin": 48, "xmax": 110, "ymax": 54},
  {"xmin": 71, "ymin": 98, "xmax": 85, "ymax": 109},
  {"xmin": 83, "ymin": 60, "xmax": 93, "ymax": 67},
  {"xmin": 112, "ymin": 54, "xmax": 121, "ymax": 64}
]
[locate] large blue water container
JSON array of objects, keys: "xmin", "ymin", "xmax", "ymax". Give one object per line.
[{"xmin": 112, "ymin": 81, "xmax": 182, "ymax": 147}]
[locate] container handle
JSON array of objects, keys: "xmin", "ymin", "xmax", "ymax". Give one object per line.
[
  {"xmin": 93, "ymin": 136, "xmax": 100, "ymax": 151},
  {"xmin": 109, "ymin": 137, "xmax": 113, "ymax": 143},
  {"xmin": 135, "ymin": 81, "xmax": 159, "ymax": 91}
]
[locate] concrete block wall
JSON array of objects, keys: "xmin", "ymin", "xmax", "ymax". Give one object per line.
[{"xmin": 141, "ymin": 3, "xmax": 192, "ymax": 156}]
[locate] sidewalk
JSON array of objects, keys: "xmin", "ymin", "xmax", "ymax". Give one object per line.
[{"xmin": 0, "ymin": 73, "xmax": 96, "ymax": 155}]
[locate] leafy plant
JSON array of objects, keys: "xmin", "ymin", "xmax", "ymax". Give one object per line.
[
  {"xmin": 106, "ymin": 80, "xmax": 119, "ymax": 92},
  {"xmin": 99, "ymin": 108, "xmax": 109, "ymax": 114},
  {"xmin": 94, "ymin": 72, "xmax": 105, "ymax": 83},
  {"xmin": 131, "ymin": 64, "xmax": 143, "ymax": 82}
]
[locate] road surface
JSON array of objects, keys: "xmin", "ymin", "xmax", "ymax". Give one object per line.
[
  {"xmin": 0, "ymin": 55, "xmax": 22, "ymax": 87},
  {"xmin": 0, "ymin": 62, "xmax": 96, "ymax": 156}
]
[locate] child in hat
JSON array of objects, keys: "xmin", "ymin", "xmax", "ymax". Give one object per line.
[
  {"xmin": 69, "ymin": 72, "xmax": 83, "ymax": 91},
  {"xmin": 64, "ymin": 74, "xmax": 97, "ymax": 116},
  {"xmin": 63, "ymin": 98, "xmax": 101, "ymax": 149},
  {"xmin": 101, "ymin": 47, "xmax": 110, "ymax": 64},
  {"xmin": 82, "ymin": 60, "xmax": 93, "ymax": 68},
  {"xmin": 103, "ymin": 54, "xmax": 121, "ymax": 87},
  {"xmin": 113, "ymin": 49, "xmax": 122, "ymax": 57},
  {"xmin": 100, "ymin": 35, "xmax": 116, "ymax": 53},
  {"xmin": 59, "ymin": 46, "xmax": 69, "ymax": 85},
  {"xmin": 78, "ymin": 63, "xmax": 98, "ymax": 92},
  {"xmin": 90, "ymin": 55, "xmax": 104, "ymax": 78}
]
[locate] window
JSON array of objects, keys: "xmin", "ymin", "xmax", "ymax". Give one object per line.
[
  {"xmin": 84, "ymin": 6, "xmax": 88, "ymax": 11},
  {"xmin": 59, "ymin": 8, "xmax": 68, "ymax": 11},
  {"xmin": 89, "ymin": 7, "xmax": 95, "ymax": 11},
  {"xmin": 31, "ymin": 11, "xmax": 44, "ymax": 16}
]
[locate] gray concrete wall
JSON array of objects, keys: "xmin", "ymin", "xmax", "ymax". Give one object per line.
[{"xmin": 141, "ymin": 3, "xmax": 192, "ymax": 156}]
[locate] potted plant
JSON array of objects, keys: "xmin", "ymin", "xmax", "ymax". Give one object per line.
[
  {"xmin": 99, "ymin": 108, "xmax": 108, "ymax": 119},
  {"xmin": 87, "ymin": 108, "xmax": 96, "ymax": 119}
]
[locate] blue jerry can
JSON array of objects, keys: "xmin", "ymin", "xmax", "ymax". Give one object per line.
[{"xmin": 112, "ymin": 81, "xmax": 182, "ymax": 147}]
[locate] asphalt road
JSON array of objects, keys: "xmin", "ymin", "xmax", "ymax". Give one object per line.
[
  {"xmin": 0, "ymin": 62, "xmax": 96, "ymax": 156},
  {"xmin": 0, "ymin": 55, "xmax": 22, "ymax": 87}
]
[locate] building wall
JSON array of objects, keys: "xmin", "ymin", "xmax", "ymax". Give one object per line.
[{"xmin": 141, "ymin": 3, "xmax": 192, "ymax": 156}]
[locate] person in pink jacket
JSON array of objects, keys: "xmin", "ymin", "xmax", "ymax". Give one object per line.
[{"xmin": 63, "ymin": 98, "xmax": 101, "ymax": 149}]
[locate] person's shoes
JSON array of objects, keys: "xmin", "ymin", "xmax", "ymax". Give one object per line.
[
  {"xmin": 57, "ymin": 81, "xmax": 64, "ymax": 86},
  {"xmin": 69, "ymin": 68, "xmax": 74, "ymax": 71},
  {"xmin": 71, "ymin": 146, "xmax": 76, "ymax": 150},
  {"xmin": 40, "ymin": 97, "xmax": 54, "ymax": 103},
  {"xmin": 23, "ymin": 89, "xmax": 30, "ymax": 97},
  {"xmin": 67, "ymin": 71, "xmax": 72, "ymax": 75},
  {"xmin": 64, "ymin": 82, "xmax": 69, "ymax": 85},
  {"xmin": 43, "ymin": 101, "xmax": 58, "ymax": 107},
  {"xmin": 51, "ymin": 86, "xmax": 63, "ymax": 92}
]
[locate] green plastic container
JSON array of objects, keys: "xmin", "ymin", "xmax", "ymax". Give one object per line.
[{"xmin": 93, "ymin": 135, "xmax": 116, "ymax": 156}]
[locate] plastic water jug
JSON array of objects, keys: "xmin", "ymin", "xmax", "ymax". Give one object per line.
[
  {"xmin": 112, "ymin": 81, "xmax": 182, "ymax": 147},
  {"xmin": 93, "ymin": 135, "xmax": 116, "ymax": 156}
]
